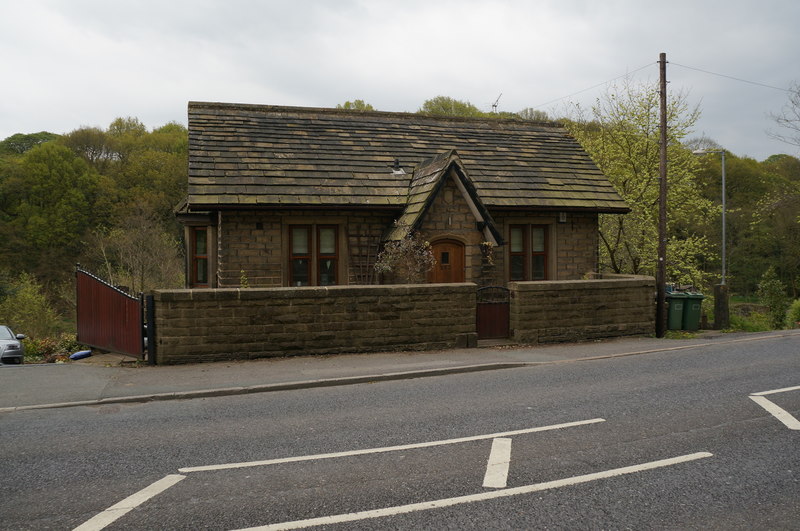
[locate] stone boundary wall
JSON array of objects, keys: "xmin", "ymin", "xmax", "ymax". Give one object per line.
[
  {"xmin": 152, "ymin": 283, "xmax": 477, "ymax": 364},
  {"xmin": 509, "ymin": 274, "xmax": 655, "ymax": 344}
]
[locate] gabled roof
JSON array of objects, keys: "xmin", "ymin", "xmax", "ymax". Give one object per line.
[
  {"xmin": 187, "ymin": 102, "xmax": 628, "ymax": 213},
  {"xmin": 386, "ymin": 150, "xmax": 501, "ymax": 244}
]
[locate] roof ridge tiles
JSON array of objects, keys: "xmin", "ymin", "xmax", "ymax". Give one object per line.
[{"xmin": 188, "ymin": 101, "xmax": 566, "ymax": 130}]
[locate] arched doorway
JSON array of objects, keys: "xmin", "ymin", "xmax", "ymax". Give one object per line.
[{"xmin": 428, "ymin": 239, "xmax": 465, "ymax": 283}]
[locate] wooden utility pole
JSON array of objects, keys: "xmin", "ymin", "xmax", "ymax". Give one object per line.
[{"xmin": 656, "ymin": 52, "xmax": 668, "ymax": 337}]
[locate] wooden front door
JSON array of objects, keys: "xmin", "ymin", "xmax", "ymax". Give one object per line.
[{"xmin": 429, "ymin": 240, "xmax": 465, "ymax": 283}]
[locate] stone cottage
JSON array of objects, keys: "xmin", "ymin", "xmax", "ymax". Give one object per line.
[{"xmin": 177, "ymin": 102, "xmax": 628, "ymax": 288}]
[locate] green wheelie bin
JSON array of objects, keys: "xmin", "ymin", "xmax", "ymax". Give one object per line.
[
  {"xmin": 666, "ymin": 292, "xmax": 687, "ymax": 330},
  {"xmin": 682, "ymin": 292, "xmax": 704, "ymax": 331}
]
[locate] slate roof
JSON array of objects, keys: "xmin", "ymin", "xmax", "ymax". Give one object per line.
[{"xmin": 187, "ymin": 102, "xmax": 628, "ymax": 213}]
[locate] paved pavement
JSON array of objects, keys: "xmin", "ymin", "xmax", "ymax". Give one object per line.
[{"xmin": 2, "ymin": 330, "xmax": 797, "ymax": 412}]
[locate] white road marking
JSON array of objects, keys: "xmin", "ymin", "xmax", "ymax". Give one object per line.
[
  {"xmin": 234, "ymin": 452, "xmax": 713, "ymax": 531},
  {"xmin": 751, "ymin": 385, "xmax": 800, "ymax": 396},
  {"xmin": 750, "ymin": 395, "xmax": 800, "ymax": 430},
  {"xmin": 179, "ymin": 418, "xmax": 605, "ymax": 473},
  {"xmin": 482, "ymin": 437, "xmax": 512, "ymax": 488},
  {"xmin": 72, "ymin": 474, "xmax": 185, "ymax": 531}
]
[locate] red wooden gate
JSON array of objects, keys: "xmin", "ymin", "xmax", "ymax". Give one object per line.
[
  {"xmin": 76, "ymin": 267, "xmax": 144, "ymax": 358},
  {"xmin": 476, "ymin": 286, "xmax": 510, "ymax": 339}
]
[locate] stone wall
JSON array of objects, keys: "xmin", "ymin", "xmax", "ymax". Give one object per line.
[
  {"xmin": 217, "ymin": 211, "xmax": 283, "ymax": 287},
  {"xmin": 152, "ymin": 283, "xmax": 477, "ymax": 364},
  {"xmin": 510, "ymin": 274, "xmax": 655, "ymax": 343},
  {"xmin": 152, "ymin": 275, "xmax": 655, "ymax": 364}
]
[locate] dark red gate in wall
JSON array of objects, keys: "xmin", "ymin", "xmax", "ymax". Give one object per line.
[
  {"xmin": 76, "ymin": 266, "xmax": 144, "ymax": 358},
  {"xmin": 476, "ymin": 286, "xmax": 510, "ymax": 340}
]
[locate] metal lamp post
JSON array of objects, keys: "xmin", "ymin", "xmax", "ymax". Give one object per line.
[{"xmin": 693, "ymin": 149, "xmax": 729, "ymax": 329}]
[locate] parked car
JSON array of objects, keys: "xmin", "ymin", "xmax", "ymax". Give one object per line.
[{"xmin": 0, "ymin": 326, "xmax": 25, "ymax": 364}]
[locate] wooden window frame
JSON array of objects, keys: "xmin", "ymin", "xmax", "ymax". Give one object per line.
[
  {"xmin": 530, "ymin": 225, "xmax": 548, "ymax": 280},
  {"xmin": 190, "ymin": 226, "xmax": 210, "ymax": 288},
  {"xmin": 287, "ymin": 224, "xmax": 340, "ymax": 287},
  {"xmin": 508, "ymin": 224, "xmax": 549, "ymax": 281},
  {"xmin": 316, "ymin": 225, "xmax": 339, "ymax": 286},
  {"xmin": 289, "ymin": 225, "xmax": 312, "ymax": 287},
  {"xmin": 509, "ymin": 224, "xmax": 528, "ymax": 281}
]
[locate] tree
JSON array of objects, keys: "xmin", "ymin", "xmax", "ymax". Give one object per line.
[
  {"xmin": 563, "ymin": 79, "xmax": 715, "ymax": 287},
  {"xmin": 418, "ymin": 96, "xmax": 486, "ymax": 118},
  {"xmin": 60, "ymin": 119, "xmax": 188, "ymax": 227},
  {"xmin": 694, "ymin": 151, "xmax": 800, "ymax": 296},
  {"xmin": 60, "ymin": 126, "xmax": 114, "ymax": 171},
  {"xmin": 749, "ymin": 167, "xmax": 800, "ymax": 296},
  {"xmin": 336, "ymin": 100, "xmax": 375, "ymax": 111},
  {"xmin": 0, "ymin": 132, "xmax": 59, "ymax": 155},
  {"xmin": 374, "ymin": 222, "xmax": 436, "ymax": 283},
  {"xmin": 91, "ymin": 203, "xmax": 184, "ymax": 293},
  {"xmin": 0, "ymin": 272, "xmax": 62, "ymax": 338},
  {"xmin": 757, "ymin": 266, "xmax": 790, "ymax": 329},
  {"xmin": 770, "ymin": 81, "xmax": 800, "ymax": 149},
  {"xmin": 0, "ymin": 143, "xmax": 116, "ymax": 283},
  {"xmin": 106, "ymin": 116, "xmax": 148, "ymax": 163},
  {"xmin": 517, "ymin": 108, "xmax": 549, "ymax": 121}
]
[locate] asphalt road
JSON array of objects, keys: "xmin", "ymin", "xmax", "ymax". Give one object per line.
[{"xmin": 1, "ymin": 334, "xmax": 797, "ymax": 530}]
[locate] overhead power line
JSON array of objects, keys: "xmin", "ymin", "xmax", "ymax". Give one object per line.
[
  {"xmin": 670, "ymin": 62, "xmax": 791, "ymax": 93},
  {"xmin": 532, "ymin": 62, "xmax": 654, "ymax": 109},
  {"xmin": 531, "ymin": 60, "xmax": 791, "ymax": 112}
]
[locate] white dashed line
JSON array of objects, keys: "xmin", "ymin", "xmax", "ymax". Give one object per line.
[
  {"xmin": 751, "ymin": 385, "xmax": 800, "ymax": 396},
  {"xmin": 74, "ymin": 419, "xmax": 604, "ymax": 530},
  {"xmin": 234, "ymin": 452, "xmax": 714, "ymax": 531},
  {"xmin": 482, "ymin": 437, "xmax": 512, "ymax": 488},
  {"xmin": 72, "ymin": 474, "xmax": 186, "ymax": 531},
  {"xmin": 179, "ymin": 418, "xmax": 605, "ymax": 473},
  {"xmin": 750, "ymin": 395, "xmax": 800, "ymax": 430},
  {"xmin": 749, "ymin": 385, "xmax": 800, "ymax": 430}
]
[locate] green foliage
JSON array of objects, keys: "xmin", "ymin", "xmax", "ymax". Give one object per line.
[
  {"xmin": 729, "ymin": 312, "xmax": 772, "ymax": 333},
  {"xmin": 0, "ymin": 143, "xmax": 117, "ymax": 284},
  {"xmin": 0, "ymin": 116, "xmax": 188, "ymax": 341},
  {"xmin": 23, "ymin": 332, "xmax": 82, "ymax": 363},
  {"xmin": 60, "ymin": 126, "xmax": 113, "ymax": 171},
  {"xmin": 786, "ymin": 298, "xmax": 800, "ymax": 328},
  {"xmin": 757, "ymin": 266, "xmax": 790, "ymax": 329},
  {"xmin": 418, "ymin": 96, "xmax": 486, "ymax": 117},
  {"xmin": 374, "ymin": 222, "xmax": 436, "ymax": 283},
  {"xmin": 91, "ymin": 203, "xmax": 184, "ymax": 293},
  {"xmin": 0, "ymin": 131, "xmax": 59, "ymax": 154},
  {"xmin": 563, "ymin": 79, "xmax": 713, "ymax": 287},
  {"xmin": 0, "ymin": 272, "xmax": 62, "ymax": 338},
  {"xmin": 336, "ymin": 100, "xmax": 375, "ymax": 111},
  {"xmin": 693, "ymin": 150, "xmax": 800, "ymax": 296},
  {"xmin": 517, "ymin": 108, "xmax": 550, "ymax": 121},
  {"xmin": 107, "ymin": 116, "xmax": 148, "ymax": 163}
]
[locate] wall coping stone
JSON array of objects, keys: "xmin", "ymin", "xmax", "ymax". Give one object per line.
[
  {"xmin": 153, "ymin": 282, "xmax": 478, "ymax": 302},
  {"xmin": 509, "ymin": 275, "xmax": 654, "ymax": 293}
]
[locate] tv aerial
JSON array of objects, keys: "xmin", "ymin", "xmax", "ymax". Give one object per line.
[{"xmin": 491, "ymin": 93, "xmax": 502, "ymax": 113}]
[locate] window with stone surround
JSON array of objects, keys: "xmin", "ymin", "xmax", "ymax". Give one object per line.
[
  {"xmin": 509, "ymin": 224, "xmax": 549, "ymax": 281},
  {"xmin": 289, "ymin": 224, "xmax": 339, "ymax": 286}
]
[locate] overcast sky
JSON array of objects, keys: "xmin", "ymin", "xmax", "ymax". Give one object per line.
[{"xmin": 2, "ymin": 0, "xmax": 798, "ymax": 161}]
